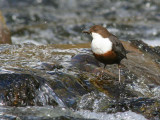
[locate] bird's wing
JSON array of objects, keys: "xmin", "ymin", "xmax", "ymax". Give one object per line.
[{"xmin": 109, "ymin": 35, "xmax": 127, "ymax": 59}]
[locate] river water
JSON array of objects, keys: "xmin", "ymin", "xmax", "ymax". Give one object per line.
[{"xmin": 1, "ymin": 0, "xmax": 160, "ymax": 46}]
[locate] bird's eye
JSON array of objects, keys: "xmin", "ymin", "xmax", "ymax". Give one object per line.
[{"xmin": 93, "ymin": 28, "xmax": 97, "ymax": 32}]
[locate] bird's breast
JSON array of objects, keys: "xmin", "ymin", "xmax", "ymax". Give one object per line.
[{"xmin": 91, "ymin": 38, "xmax": 112, "ymax": 55}]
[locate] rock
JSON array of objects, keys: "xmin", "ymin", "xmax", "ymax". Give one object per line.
[
  {"xmin": 0, "ymin": 11, "xmax": 12, "ymax": 44},
  {"xmin": 78, "ymin": 92, "xmax": 160, "ymax": 119},
  {"xmin": 130, "ymin": 40, "xmax": 160, "ymax": 58},
  {"xmin": 46, "ymin": 72, "xmax": 95, "ymax": 108},
  {"xmin": 19, "ymin": 116, "xmax": 96, "ymax": 120},
  {"xmin": 0, "ymin": 41, "xmax": 159, "ymax": 119},
  {"xmin": 0, "ymin": 115, "xmax": 17, "ymax": 120},
  {"xmin": 71, "ymin": 54, "xmax": 100, "ymax": 71},
  {"xmin": 41, "ymin": 63, "xmax": 63, "ymax": 71},
  {"xmin": 0, "ymin": 73, "xmax": 58, "ymax": 106},
  {"xmin": 70, "ymin": 42, "xmax": 160, "ymax": 119},
  {"xmin": 0, "ymin": 106, "xmax": 97, "ymax": 120}
]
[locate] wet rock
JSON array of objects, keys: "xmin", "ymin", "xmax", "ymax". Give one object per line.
[
  {"xmin": 130, "ymin": 40, "xmax": 160, "ymax": 58},
  {"xmin": 41, "ymin": 63, "xmax": 63, "ymax": 71},
  {"xmin": 0, "ymin": 115, "xmax": 17, "ymax": 120},
  {"xmin": 0, "ymin": 41, "xmax": 159, "ymax": 119},
  {"xmin": 19, "ymin": 116, "xmax": 96, "ymax": 120},
  {"xmin": 47, "ymin": 72, "xmax": 95, "ymax": 108},
  {"xmin": 71, "ymin": 54, "xmax": 100, "ymax": 71},
  {"xmin": 0, "ymin": 73, "xmax": 58, "ymax": 106},
  {"xmin": 71, "ymin": 54, "xmax": 137, "ymax": 99},
  {"xmin": 0, "ymin": 11, "xmax": 12, "ymax": 44},
  {"xmin": 78, "ymin": 91, "xmax": 160, "ymax": 119},
  {"xmin": 0, "ymin": 106, "xmax": 96, "ymax": 120},
  {"xmin": 70, "ymin": 42, "xmax": 160, "ymax": 119}
]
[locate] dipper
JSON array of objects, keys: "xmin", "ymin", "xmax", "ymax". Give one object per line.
[{"xmin": 83, "ymin": 25, "xmax": 127, "ymax": 82}]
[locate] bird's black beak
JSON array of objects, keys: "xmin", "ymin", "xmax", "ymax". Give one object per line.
[{"xmin": 82, "ymin": 31, "xmax": 91, "ymax": 34}]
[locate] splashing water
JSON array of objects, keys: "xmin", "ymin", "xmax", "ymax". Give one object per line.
[
  {"xmin": 35, "ymin": 83, "xmax": 66, "ymax": 107},
  {"xmin": 76, "ymin": 110, "xmax": 147, "ymax": 120}
]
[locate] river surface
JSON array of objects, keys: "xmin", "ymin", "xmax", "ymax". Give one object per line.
[{"xmin": 1, "ymin": 0, "xmax": 160, "ymax": 46}]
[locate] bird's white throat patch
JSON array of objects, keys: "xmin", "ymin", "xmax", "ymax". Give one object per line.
[{"xmin": 91, "ymin": 32, "xmax": 112, "ymax": 54}]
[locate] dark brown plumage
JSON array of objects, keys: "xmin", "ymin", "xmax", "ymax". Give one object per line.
[{"xmin": 83, "ymin": 25, "xmax": 127, "ymax": 82}]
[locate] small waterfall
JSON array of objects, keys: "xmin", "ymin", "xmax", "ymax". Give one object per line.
[{"xmin": 35, "ymin": 83, "xmax": 66, "ymax": 108}]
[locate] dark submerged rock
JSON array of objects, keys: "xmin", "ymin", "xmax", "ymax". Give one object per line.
[{"xmin": 0, "ymin": 73, "xmax": 58, "ymax": 106}]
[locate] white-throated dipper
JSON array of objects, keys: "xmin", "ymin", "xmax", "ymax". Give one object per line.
[{"xmin": 83, "ymin": 25, "xmax": 127, "ymax": 82}]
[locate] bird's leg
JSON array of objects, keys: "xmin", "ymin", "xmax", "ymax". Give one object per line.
[
  {"xmin": 104, "ymin": 64, "xmax": 107, "ymax": 69},
  {"xmin": 102, "ymin": 64, "xmax": 107, "ymax": 74},
  {"xmin": 118, "ymin": 64, "xmax": 121, "ymax": 83},
  {"xmin": 100, "ymin": 64, "xmax": 106, "ymax": 79}
]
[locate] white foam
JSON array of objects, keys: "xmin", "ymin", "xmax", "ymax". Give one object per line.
[
  {"xmin": 76, "ymin": 110, "xmax": 147, "ymax": 120},
  {"xmin": 142, "ymin": 39, "xmax": 160, "ymax": 47},
  {"xmin": 11, "ymin": 36, "xmax": 48, "ymax": 45},
  {"xmin": 152, "ymin": 86, "xmax": 160, "ymax": 99}
]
